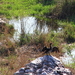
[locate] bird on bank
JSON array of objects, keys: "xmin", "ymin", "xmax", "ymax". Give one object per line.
[
  {"xmin": 50, "ymin": 43, "xmax": 59, "ymax": 53},
  {"xmin": 41, "ymin": 43, "xmax": 59, "ymax": 55},
  {"xmin": 41, "ymin": 46, "xmax": 50, "ymax": 55}
]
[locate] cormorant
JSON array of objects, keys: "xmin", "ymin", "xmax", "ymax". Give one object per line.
[
  {"xmin": 50, "ymin": 43, "xmax": 59, "ymax": 53},
  {"xmin": 41, "ymin": 43, "xmax": 59, "ymax": 55}
]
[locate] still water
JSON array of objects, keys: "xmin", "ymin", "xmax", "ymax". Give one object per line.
[{"xmin": 9, "ymin": 17, "xmax": 49, "ymax": 41}]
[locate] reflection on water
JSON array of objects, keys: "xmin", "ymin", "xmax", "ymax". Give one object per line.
[
  {"xmin": 9, "ymin": 17, "xmax": 49, "ymax": 40},
  {"xmin": 60, "ymin": 49, "xmax": 75, "ymax": 64},
  {"xmin": 9, "ymin": 16, "xmax": 61, "ymax": 41},
  {"xmin": 9, "ymin": 17, "xmax": 36, "ymax": 40}
]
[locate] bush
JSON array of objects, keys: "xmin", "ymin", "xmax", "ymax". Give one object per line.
[
  {"xmin": 32, "ymin": 33, "xmax": 46, "ymax": 45},
  {"xmin": 0, "ymin": 38, "xmax": 16, "ymax": 56},
  {"xmin": 36, "ymin": 0, "xmax": 55, "ymax": 5},
  {"xmin": 0, "ymin": 47, "xmax": 8, "ymax": 56},
  {"xmin": 19, "ymin": 34, "xmax": 31, "ymax": 46},
  {"xmin": 57, "ymin": 0, "xmax": 75, "ymax": 19},
  {"xmin": 45, "ymin": 31, "xmax": 60, "ymax": 46},
  {"xmin": 63, "ymin": 25, "xmax": 75, "ymax": 43}
]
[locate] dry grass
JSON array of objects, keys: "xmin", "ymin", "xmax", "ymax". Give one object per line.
[
  {"xmin": 0, "ymin": 44, "xmax": 75, "ymax": 75},
  {"xmin": 0, "ymin": 43, "xmax": 51, "ymax": 75},
  {"xmin": 0, "ymin": 45, "xmax": 41, "ymax": 75},
  {"xmin": 0, "ymin": 53, "xmax": 32, "ymax": 75}
]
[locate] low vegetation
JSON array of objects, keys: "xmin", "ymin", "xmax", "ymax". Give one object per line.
[
  {"xmin": 0, "ymin": 0, "xmax": 55, "ymax": 19},
  {"xmin": 0, "ymin": 0, "xmax": 75, "ymax": 75}
]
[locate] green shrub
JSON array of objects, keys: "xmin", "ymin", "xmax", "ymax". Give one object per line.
[
  {"xmin": 63, "ymin": 25, "xmax": 75, "ymax": 43},
  {"xmin": 45, "ymin": 31, "xmax": 60, "ymax": 46},
  {"xmin": 0, "ymin": 47, "xmax": 7, "ymax": 56},
  {"xmin": 36, "ymin": 0, "xmax": 55, "ymax": 5},
  {"xmin": 0, "ymin": 0, "xmax": 56, "ymax": 18},
  {"xmin": 0, "ymin": 45, "xmax": 15, "ymax": 56},
  {"xmin": 8, "ymin": 25, "xmax": 14, "ymax": 29},
  {"xmin": 57, "ymin": 0, "xmax": 75, "ymax": 20},
  {"xmin": 33, "ymin": 34, "xmax": 46, "ymax": 45},
  {"xmin": 19, "ymin": 34, "xmax": 31, "ymax": 46}
]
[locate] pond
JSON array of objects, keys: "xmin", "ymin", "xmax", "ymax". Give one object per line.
[{"xmin": 9, "ymin": 16, "xmax": 61, "ymax": 41}]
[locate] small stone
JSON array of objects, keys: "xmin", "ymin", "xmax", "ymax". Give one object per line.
[
  {"xmin": 14, "ymin": 71, "xmax": 24, "ymax": 75},
  {"xmin": 25, "ymin": 69, "xmax": 32, "ymax": 73},
  {"xmin": 36, "ymin": 69, "xmax": 42, "ymax": 73},
  {"xmin": 42, "ymin": 72, "xmax": 47, "ymax": 75},
  {"xmin": 48, "ymin": 67, "xmax": 52, "ymax": 72},
  {"xmin": 19, "ymin": 67, "xmax": 25, "ymax": 73}
]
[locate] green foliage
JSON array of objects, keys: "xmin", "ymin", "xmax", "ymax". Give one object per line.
[
  {"xmin": 30, "ymin": 4, "xmax": 54, "ymax": 16},
  {"xmin": 0, "ymin": 47, "xmax": 7, "ymax": 56},
  {"xmin": 19, "ymin": 34, "xmax": 31, "ymax": 46},
  {"xmin": 66, "ymin": 46, "xmax": 71, "ymax": 56},
  {"xmin": 57, "ymin": 0, "xmax": 75, "ymax": 20},
  {"xmin": 33, "ymin": 34, "xmax": 45, "ymax": 45},
  {"xmin": 0, "ymin": 0, "xmax": 55, "ymax": 18},
  {"xmin": 32, "ymin": 30, "xmax": 61, "ymax": 46},
  {"xmin": 70, "ymin": 63, "xmax": 75, "ymax": 69},
  {"xmin": 29, "ymin": 30, "xmax": 45, "ymax": 45},
  {"xmin": 7, "ymin": 25, "xmax": 14, "ymax": 30},
  {"xmin": 36, "ymin": 0, "xmax": 55, "ymax": 5},
  {"xmin": 46, "ymin": 31, "xmax": 60, "ymax": 46},
  {"xmin": 63, "ymin": 24, "xmax": 75, "ymax": 43},
  {"xmin": 7, "ymin": 24, "xmax": 14, "ymax": 35},
  {"xmin": 58, "ymin": 20, "xmax": 75, "ymax": 43},
  {"xmin": 0, "ymin": 23, "xmax": 14, "ymax": 36}
]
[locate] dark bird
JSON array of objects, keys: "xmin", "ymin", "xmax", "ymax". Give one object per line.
[
  {"xmin": 41, "ymin": 46, "xmax": 50, "ymax": 55},
  {"xmin": 41, "ymin": 43, "xmax": 59, "ymax": 55},
  {"xmin": 50, "ymin": 43, "xmax": 59, "ymax": 53}
]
